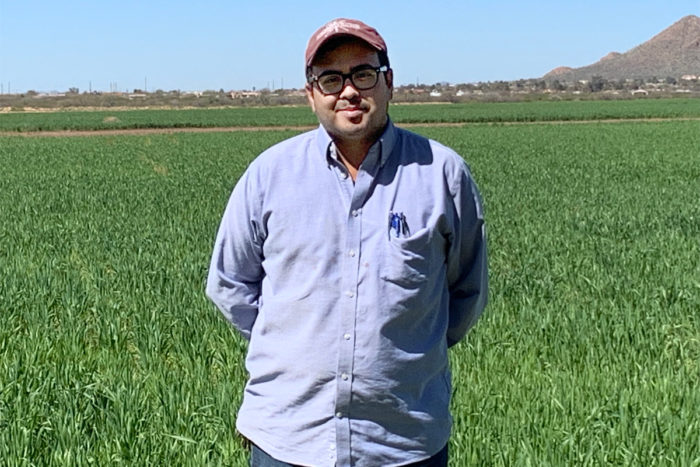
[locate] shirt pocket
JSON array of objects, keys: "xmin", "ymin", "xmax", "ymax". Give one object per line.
[{"xmin": 381, "ymin": 226, "xmax": 434, "ymax": 288}]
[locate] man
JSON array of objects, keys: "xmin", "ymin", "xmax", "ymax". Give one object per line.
[{"xmin": 207, "ymin": 18, "xmax": 488, "ymax": 467}]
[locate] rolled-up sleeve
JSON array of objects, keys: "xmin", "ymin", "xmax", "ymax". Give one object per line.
[
  {"xmin": 206, "ymin": 168, "xmax": 265, "ymax": 340},
  {"xmin": 445, "ymin": 163, "xmax": 488, "ymax": 347}
]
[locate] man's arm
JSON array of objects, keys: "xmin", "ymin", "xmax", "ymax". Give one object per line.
[
  {"xmin": 445, "ymin": 163, "xmax": 488, "ymax": 347},
  {"xmin": 206, "ymin": 169, "xmax": 265, "ymax": 340}
]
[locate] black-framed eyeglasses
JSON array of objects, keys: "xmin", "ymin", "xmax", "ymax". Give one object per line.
[{"xmin": 308, "ymin": 65, "xmax": 389, "ymax": 95}]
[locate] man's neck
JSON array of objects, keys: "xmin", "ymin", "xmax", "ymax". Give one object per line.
[
  {"xmin": 334, "ymin": 140, "xmax": 372, "ymax": 173},
  {"xmin": 330, "ymin": 121, "xmax": 387, "ymax": 179},
  {"xmin": 334, "ymin": 145, "xmax": 364, "ymax": 181}
]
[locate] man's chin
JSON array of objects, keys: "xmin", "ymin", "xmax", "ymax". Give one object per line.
[{"xmin": 333, "ymin": 119, "xmax": 368, "ymax": 137}]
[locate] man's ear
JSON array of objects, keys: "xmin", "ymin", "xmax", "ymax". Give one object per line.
[
  {"xmin": 305, "ymin": 83, "xmax": 316, "ymax": 112},
  {"xmin": 385, "ymin": 68, "xmax": 394, "ymax": 99}
]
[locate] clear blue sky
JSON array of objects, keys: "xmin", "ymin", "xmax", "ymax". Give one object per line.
[{"xmin": 1, "ymin": 0, "xmax": 698, "ymax": 93}]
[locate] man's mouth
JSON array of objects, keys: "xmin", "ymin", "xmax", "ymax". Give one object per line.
[{"xmin": 337, "ymin": 106, "xmax": 364, "ymax": 118}]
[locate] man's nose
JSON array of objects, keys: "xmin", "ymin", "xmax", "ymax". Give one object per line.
[{"xmin": 338, "ymin": 76, "xmax": 360, "ymax": 98}]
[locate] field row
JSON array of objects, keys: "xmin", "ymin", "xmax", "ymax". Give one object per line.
[
  {"xmin": 1, "ymin": 97, "xmax": 699, "ymax": 132},
  {"xmin": 1, "ymin": 120, "xmax": 699, "ymax": 464}
]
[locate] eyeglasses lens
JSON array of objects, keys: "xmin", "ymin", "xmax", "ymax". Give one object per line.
[{"xmin": 318, "ymin": 69, "xmax": 378, "ymax": 94}]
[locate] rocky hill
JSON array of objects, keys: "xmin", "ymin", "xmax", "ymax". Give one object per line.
[{"xmin": 544, "ymin": 15, "xmax": 700, "ymax": 81}]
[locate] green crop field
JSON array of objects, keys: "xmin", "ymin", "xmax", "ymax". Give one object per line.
[
  {"xmin": 1, "ymin": 97, "xmax": 700, "ymax": 132},
  {"xmin": 1, "ymin": 109, "xmax": 699, "ymax": 465}
]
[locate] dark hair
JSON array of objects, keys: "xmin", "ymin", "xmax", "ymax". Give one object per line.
[{"xmin": 305, "ymin": 35, "xmax": 390, "ymax": 82}]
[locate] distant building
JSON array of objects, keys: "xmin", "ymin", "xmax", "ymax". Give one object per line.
[{"xmin": 230, "ymin": 91, "xmax": 261, "ymax": 98}]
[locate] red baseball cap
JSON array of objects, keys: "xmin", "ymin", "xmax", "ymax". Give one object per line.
[{"xmin": 305, "ymin": 18, "xmax": 387, "ymax": 68}]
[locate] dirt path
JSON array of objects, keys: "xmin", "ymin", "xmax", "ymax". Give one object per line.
[
  {"xmin": 0, "ymin": 125, "xmax": 319, "ymax": 138},
  {"xmin": 1, "ymin": 117, "xmax": 699, "ymax": 138}
]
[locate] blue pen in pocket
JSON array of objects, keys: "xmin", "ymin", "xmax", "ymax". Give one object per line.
[
  {"xmin": 389, "ymin": 212, "xmax": 410, "ymax": 238},
  {"xmin": 390, "ymin": 212, "xmax": 401, "ymax": 237}
]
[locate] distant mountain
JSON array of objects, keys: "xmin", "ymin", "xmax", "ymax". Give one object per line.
[{"xmin": 544, "ymin": 15, "xmax": 700, "ymax": 81}]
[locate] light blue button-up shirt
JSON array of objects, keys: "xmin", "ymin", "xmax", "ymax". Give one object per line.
[{"xmin": 206, "ymin": 119, "xmax": 488, "ymax": 466}]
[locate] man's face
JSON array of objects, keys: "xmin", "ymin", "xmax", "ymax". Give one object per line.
[{"xmin": 306, "ymin": 39, "xmax": 393, "ymax": 148}]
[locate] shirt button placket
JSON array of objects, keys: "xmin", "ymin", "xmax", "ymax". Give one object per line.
[{"xmin": 335, "ymin": 202, "xmax": 361, "ymax": 465}]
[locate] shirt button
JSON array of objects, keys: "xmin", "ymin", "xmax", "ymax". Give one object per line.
[
  {"xmin": 351, "ymin": 209, "xmax": 360, "ymax": 217},
  {"xmin": 345, "ymin": 290, "xmax": 354, "ymax": 298},
  {"xmin": 336, "ymin": 411, "xmax": 343, "ymax": 418},
  {"xmin": 348, "ymin": 249, "xmax": 355, "ymax": 257},
  {"xmin": 341, "ymin": 373, "xmax": 349, "ymax": 381},
  {"xmin": 330, "ymin": 443, "xmax": 336, "ymax": 451},
  {"xmin": 343, "ymin": 333, "xmax": 351, "ymax": 340}
]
